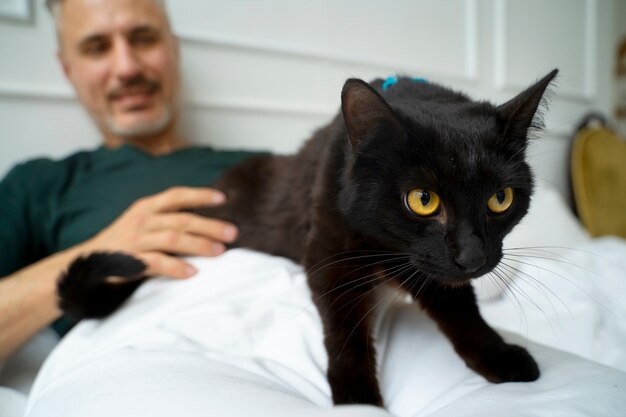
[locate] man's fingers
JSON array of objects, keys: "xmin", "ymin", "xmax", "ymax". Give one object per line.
[
  {"xmin": 138, "ymin": 252, "xmax": 197, "ymax": 279},
  {"xmin": 137, "ymin": 230, "xmax": 226, "ymax": 257},
  {"xmin": 139, "ymin": 187, "xmax": 227, "ymax": 213},
  {"xmin": 142, "ymin": 213, "xmax": 238, "ymax": 243}
]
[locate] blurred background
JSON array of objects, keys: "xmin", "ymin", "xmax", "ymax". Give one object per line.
[{"xmin": 0, "ymin": 0, "xmax": 625, "ymax": 199}]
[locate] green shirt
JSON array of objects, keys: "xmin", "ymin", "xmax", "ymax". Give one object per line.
[{"xmin": 0, "ymin": 144, "xmax": 259, "ymax": 334}]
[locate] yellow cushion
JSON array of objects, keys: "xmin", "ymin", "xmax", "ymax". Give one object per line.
[{"xmin": 571, "ymin": 126, "xmax": 626, "ymax": 238}]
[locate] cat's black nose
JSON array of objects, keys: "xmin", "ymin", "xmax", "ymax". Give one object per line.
[
  {"xmin": 454, "ymin": 244, "xmax": 487, "ymax": 274},
  {"xmin": 454, "ymin": 249, "xmax": 486, "ymax": 274},
  {"xmin": 448, "ymin": 223, "xmax": 486, "ymax": 274}
]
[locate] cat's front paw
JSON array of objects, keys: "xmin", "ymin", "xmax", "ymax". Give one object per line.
[
  {"xmin": 469, "ymin": 343, "xmax": 540, "ymax": 383},
  {"xmin": 328, "ymin": 371, "xmax": 384, "ymax": 407}
]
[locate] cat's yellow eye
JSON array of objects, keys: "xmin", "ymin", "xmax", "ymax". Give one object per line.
[
  {"xmin": 487, "ymin": 188, "xmax": 514, "ymax": 214},
  {"xmin": 405, "ymin": 189, "xmax": 441, "ymax": 217}
]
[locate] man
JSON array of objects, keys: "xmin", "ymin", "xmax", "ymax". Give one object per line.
[{"xmin": 0, "ymin": 0, "xmax": 254, "ymax": 361}]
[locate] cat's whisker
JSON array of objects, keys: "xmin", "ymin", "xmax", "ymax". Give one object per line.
[
  {"xmin": 502, "ymin": 248, "xmax": 587, "ymax": 275},
  {"xmin": 281, "ymin": 257, "xmax": 414, "ymax": 326},
  {"xmin": 493, "ymin": 265, "xmax": 562, "ymax": 330},
  {"xmin": 335, "ymin": 257, "xmax": 414, "ymax": 283},
  {"xmin": 487, "ymin": 268, "xmax": 530, "ymax": 339},
  {"xmin": 306, "ymin": 252, "xmax": 412, "ymax": 281},
  {"xmin": 498, "ymin": 260, "xmax": 571, "ymax": 318},
  {"xmin": 501, "ymin": 252, "xmax": 605, "ymax": 297},
  {"xmin": 307, "ymin": 249, "xmax": 412, "ymax": 269},
  {"xmin": 410, "ymin": 270, "xmax": 437, "ymax": 300},
  {"xmin": 505, "ymin": 244, "xmax": 624, "ymax": 264},
  {"xmin": 483, "ymin": 269, "xmax": 509, "ymax": 298},
  {"xmin": 489, "ymin": 270, "xmax": 516, "ymax": 318},
  {"xmin": 503, "ymin": 246, "xmax": 626, "ymax": 278},
  {"xmin": 280, "ymin": 252, "xmax": 411, "ymax": 307},
  {"xmin": 502, "ymin": 246, "xmax": 622, "ymax": 310},
  {"xmin": 330, "ymin": 263, "xmax": 416, "ymax": 315},
  {"xmin": 500, "ymin": 255, "xmax": 567, "ymax": 300},
  {"xmin": 336, "ymin": 264, "xmax": 416, "ymax": 321},
  {"xmin": 338, "ymin": 268, "xmax": 420, "ymax": 358},
  {"xmin": 323, "ymin": 258, "xmax": 412, "ymax": 294},
  {"xmin": 333, "ymin": 274, "xmax": 406, "ymax": 343},
  {"xmin": 499, "ymin": 256, "xmax": 616, "ymax": 319},
  {"xmin": 284, "ymin": 260, "xmax": 413, "ymax": 327},
  {"xmin": 490, "ymin": 267, "xmax": 559, "ymax": 347},
  {"xmin": 324, "ymin": 262, "xmax": 415, "ymax": 313},
  {"xmin": 380, "ymin": 266, "xmax": 421, "ymax": 300}
]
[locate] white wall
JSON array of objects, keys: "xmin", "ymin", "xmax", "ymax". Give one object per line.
[{"xmin": 0, "ymin": 0, "xmax": 618, "ymax": 197}]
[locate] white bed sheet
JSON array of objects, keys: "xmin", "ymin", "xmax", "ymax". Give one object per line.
[{"xmin": 24, "ymin": 248, "xmax": 626, "ymax": 417}]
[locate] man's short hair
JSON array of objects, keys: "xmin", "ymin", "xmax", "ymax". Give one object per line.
[
  {"xmin": 45, "ymin": 0, "xmax": 61, "ymax": 17},
  {"xmin": 44, "ymin": 0, "xmax": 57, "ymax": 11},
  {"xmin": 46, "ymin": 0, "xmax": 167, "ymax": 44},
  {"xmin": 46, "ymin": 0, "xmax": 165, "ymax": 13}
]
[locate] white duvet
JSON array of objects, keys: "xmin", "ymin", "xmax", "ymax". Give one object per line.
[{"xmin": 20, "ymin": 186, "xmax": 626, "ymax": 416}]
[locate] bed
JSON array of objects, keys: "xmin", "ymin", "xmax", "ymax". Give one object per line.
[{"xmin": 2, "ymin": 183, "xmax": 626, "ymax": 416}]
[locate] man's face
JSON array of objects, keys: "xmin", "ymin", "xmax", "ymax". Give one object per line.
[{"xmin": 58, "ymin": 0, "xmax": 180, "ymax": 140}]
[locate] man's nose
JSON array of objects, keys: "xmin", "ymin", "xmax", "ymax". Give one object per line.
[{"xmin": 112, "ymin": 40, "xmax": 142, "ymax": 80}]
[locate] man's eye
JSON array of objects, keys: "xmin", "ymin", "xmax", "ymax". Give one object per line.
[
  {"xmin": 131, "ymin": 32, "xmax": 159, "ymax": 46},
  {"xmin": 82, "ymin": 42, "xmax": 109, "ymax": 56}
]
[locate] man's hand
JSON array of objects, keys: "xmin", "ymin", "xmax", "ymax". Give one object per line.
[
  {"xmin": 0, "ymin": 186, "xmax": 234, "ymax": 360},
  {"xmin": 82, "ymin": 187, "xmax": 238, "ymax": 279}
]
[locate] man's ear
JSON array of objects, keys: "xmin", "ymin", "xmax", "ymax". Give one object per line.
[
  {"xmin": 57, "ymin": 50, "xmax": 71, "ymax": 80},
  {"xmin": 341, "ymin": 78, "xmax": 405, "ymax": 151},
  {"xmin": 497, "ymin": 69, "xmax": 559, "ymax": 149}
]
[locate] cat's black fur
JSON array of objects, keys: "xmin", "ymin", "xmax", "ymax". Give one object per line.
[{"xmin": 59, "ymin": 69, "xmax": 558, "ymax": 407}]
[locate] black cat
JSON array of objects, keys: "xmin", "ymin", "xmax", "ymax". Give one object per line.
[{"xmin": 59, "ymin": 69, "xmax": 558, "ymax": 407}]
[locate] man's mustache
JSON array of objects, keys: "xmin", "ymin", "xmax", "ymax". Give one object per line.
[{"xmin": 108, "ymin": 77, "xmax": 160, "ymax": 100}]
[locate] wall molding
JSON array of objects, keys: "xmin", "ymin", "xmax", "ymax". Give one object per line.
[
  {"xmin": 185, "ymin": 97, "xmax": 333, "ymax": 117},
  {"xmin": 494, "ymin": 0, "xmax": 597, "ymax": 102},
  {"xmin": 0, "ymin": 84, "xmax": 74, "ymax": 102},
  {"xmin": 176, "ymin": 0, "xmax": 480, "ymax": 82},
  {"xmin": 178, "ymin": 30, "xmax": 463, "ymax": 80},
  {"xmin": 0, "ymin": 83, "xmax": 334, "ymax": 117}
]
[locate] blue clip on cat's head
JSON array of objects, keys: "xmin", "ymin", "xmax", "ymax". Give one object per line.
[
  {"xmin": 382, "ymin": 76, "xmax": 398, "ymax": 91},
  {"xmin": 382, "ymin": 76, "xmax": 429, "ymax": 91}
]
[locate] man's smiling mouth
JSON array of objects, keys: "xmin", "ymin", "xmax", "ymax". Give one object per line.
[{"xmin": 109, "ymin": 80, "xmax": 161, "ymax": 110}]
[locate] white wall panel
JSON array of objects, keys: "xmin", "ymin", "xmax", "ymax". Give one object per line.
[
  {"xmin": 179, "ymin": 40, "xmax": 333, "ymax": 111},
  {"xmin": 325, "ymin": 0, "xmax": 478, "ymax": 80},
  {"xmin": 494, "ymin": 0, "xmax": 597, "ymax": 101},
  {"xmin": 0, "ymin": 97, "xmax": 101, "ymax": 165},
  {"xmin": 179, "ymin": 105, "xmax": 329, "ymax": 154},
  {"xmin": 170, "ymin": 0, "xmax": 479, "ymax": 81},
  {"xmin": 168, "ymin": 0, "xmax": 329, "ymax": 52},
  {"xmin": 0, "ymin": 4, "xmax": 62, "ymax": 88}
]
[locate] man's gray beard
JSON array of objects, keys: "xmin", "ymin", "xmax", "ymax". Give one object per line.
[{"xmin": 106, "ymin": 105, "xmax": 172, "ymax": 139}]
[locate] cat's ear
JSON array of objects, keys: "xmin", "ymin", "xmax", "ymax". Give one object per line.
[
  {"xmin": 497, "ymin": 69, "xmax": 558, "ymax": 148},
  {"xmin": 341, "ymin": 79, "xmax": 405, "ymax": 150}
]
